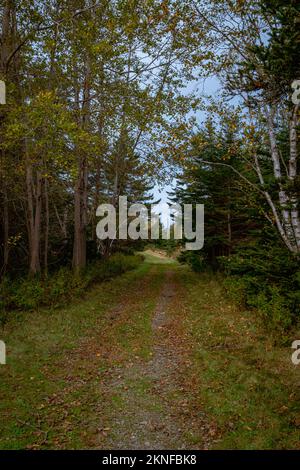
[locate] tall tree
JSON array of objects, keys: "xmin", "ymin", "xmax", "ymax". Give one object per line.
[{"xmin": 190, "ymin": 0, "xmax": 300, "ymax": 253}]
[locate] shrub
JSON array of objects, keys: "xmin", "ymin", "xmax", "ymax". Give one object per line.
[
  {"xmin": 11, "ymin": 277, "xmax": 45, "ymax": 310},
  {"xmin": 178, "ymin": 251, "xmax": 205, "ymax": 272},
  {"xmin": 45, "ymin": 267, "xmax": 87, "ymax": 305},
  {"xmin": 223, "ymin": 276, "xmax": 248, "ymax": 308},
  {"xmin": 220, "ymin": 244, "xmax": 300, "ymax": 332},
  {"xmin": 0, "ymin": 253, "xmax": 142, "ymax": 317},
  {"xmin": 250, "ymin": 286, "xmax": 292, "ymax": 333}
]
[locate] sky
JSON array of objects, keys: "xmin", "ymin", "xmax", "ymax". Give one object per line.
[{"xmin": 152, "ymin": 75, "xmax": 220, "ymax": 225}]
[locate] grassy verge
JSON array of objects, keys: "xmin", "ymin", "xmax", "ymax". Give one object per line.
[
  {"xmin": 2, "ymin": 256, "xmax": 300, "ymax": 450},
  {"xmin": 180, "ymin": 268, "xmax": 300, "ymax": 449},
  {"xmin": 0, "ymin": 261, "xmax": 164, "ymax": 449},
  {"xmin": 140, "ymin": 249, "xmax": 178, "ymax": 265}
]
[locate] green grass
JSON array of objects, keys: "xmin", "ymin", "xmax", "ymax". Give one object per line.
[
  {"xmin": 0, "ymin": 254, "xmax": 142, "ymax": 318},
  {"xmin": 0, "ymin": 258, "xmax": 168, "ymax": 449},
  {"xmin": 140, "ymin": 249, "xmax": 178, "ymax": 265},
  {"xmin": 180, "ymin": 269, "xmax": 300, "ymax": 449},
  {"xmin": 1, "ymin": 253, "xmax": 300, "ymax": 450},
  {"xmin": 0, "ymin": 261, "xmax": 156, "ymax": 449}
]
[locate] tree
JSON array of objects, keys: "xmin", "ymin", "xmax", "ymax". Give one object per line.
[
  {"xmin": 190, "ymin": 0, "xmax": 300, "ymax": 254},
  {"xmin": 0, "ymin": 0, "xmax": 198, "ymax": 276},
  {"xmin": 171, "ymin": 117, "xmax": 259, "ymax": 267}
]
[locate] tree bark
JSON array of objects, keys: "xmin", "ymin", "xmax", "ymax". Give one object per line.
[
  {"xmin": 266, "ymin": 106, "xmax": 300, "ymax": 253},
  {"xmin": 26, "ymin": 160, "xmax": 42, "ymax": 276},
  {"xmin": 0, "ymin": 0, "xmax": 18, "ymax": 275},
  {"xmin": 72, "ymin": 51, "xmax": 91, "ymax": 271},
  {"xmin": 44, "ymin": 177, "xmax": 49, "ymax": 275}
]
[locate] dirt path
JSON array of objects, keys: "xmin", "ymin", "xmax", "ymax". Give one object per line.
[
  {"xmin": 101, "ymin": 268, "xmax": 211, "ymax": 450},
  {"xmin": 2, "ymin": 253, "xmax": 299, "ymax": 450},
  {"xmin": 104, "ymin": 270, "xmax": 180, "ymax": 449}
]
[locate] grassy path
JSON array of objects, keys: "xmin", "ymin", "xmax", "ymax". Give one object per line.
[{"xmin": 1, "ymin": 253, "xmax": 300, "ymax": 449}]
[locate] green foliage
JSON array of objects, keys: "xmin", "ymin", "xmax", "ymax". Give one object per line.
[
  {"xmin": 0, "ymin": 254, "xmax": 142, "ymax": 317},
  {"xmin": 11, "ymin": 277, "xmax": 46, "ymax": 310},
  {"xmin": 178, "ymin": 251, "xmax": 205, "ymax": 273},
  {"xmin": 252, "ymin": 287, "xmax": 292, "ymax": 332},
  {"xmin": 183, "ymin": 268, "xmax": 300, "ymax": 449},
  {"xmin": 151, "ymin": 224, "xmax": 178, "ymax": 256},
  {"xmin": 221, "ymin": 242, "xmax": 300, "ymax": 334},
  {"xmin": 171, "ymin": 118, "xmax": 257, "ymax": 268},
  {"xmin": 1, "ymin": 0, "xmax": 197, "ymax": 277},
  {"xmin": 173, "ymin": 112, "xmax": 300, "ymax": 335},
  {"xmin": 222, "ymin": 276, "xmax": 249, "ymax": 308}
]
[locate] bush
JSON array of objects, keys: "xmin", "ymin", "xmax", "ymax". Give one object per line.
[
  {"xmin": 12, "ymin": 277, "xmax": 45, "ymax": 310},
  {"xmin": 0, "ymin": 253, "xmax": 142, "ymax": 316},
  {"xmin": 223, "ymin": 276, "xmax": 249, "ymax": 307},
  {"xmin": 220, "ymin": 244, "xmax": 300, "ymax": 332},
  {"xmin": 250, "ymin": 286, "xmax": 292, "ymax": 332},
  {"xmin": 178, "ymin": 251, "xmax": 206, "ymax": 272},
  {"xmin": 45, "ymin": 267, "xmax": 89, "ymax": 305}
]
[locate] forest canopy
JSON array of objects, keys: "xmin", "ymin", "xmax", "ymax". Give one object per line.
[{"xmin": 0, "ymin": 0, "xmax": 299, "ymax": 330}]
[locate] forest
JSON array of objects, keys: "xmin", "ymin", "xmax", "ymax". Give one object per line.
[{"xmin": 0, "ymin": 0, "xmax": 300, "ymax": 453}]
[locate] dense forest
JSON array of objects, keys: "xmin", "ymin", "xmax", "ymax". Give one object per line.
[
  {"xmin": 0, "ymin": 0, "xmax": 300, "ymax": 452},
  {"xmin": 1, "ymin": 0, "xmax": 299, "ymax": 330}
]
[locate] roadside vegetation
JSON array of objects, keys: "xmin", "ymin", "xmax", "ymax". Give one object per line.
[
  {"xmin": 1, "ymin": 253, "xmax": 299, "ymax": 449},
  {"xmin": 0, "ymin": 0, "xmax": 299, "ymax": 452},
  {"xmin": 179, "ymin": 268, "xmax": 300, "ymax": 449},
  {"xmin": 0, "ymin": 254, "xmax": 142, "ymax": 326}
]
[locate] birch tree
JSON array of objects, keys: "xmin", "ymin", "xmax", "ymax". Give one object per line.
[{"xmin": 191, "ymin": 0, "xmax": 300, "ymax": 253}]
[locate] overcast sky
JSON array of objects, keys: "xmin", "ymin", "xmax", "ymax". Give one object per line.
[{"xmin": 152, "ymin": 75, "xmax": 220, "ymax": 225}]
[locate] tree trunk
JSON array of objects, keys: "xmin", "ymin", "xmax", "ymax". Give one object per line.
[
  {"xmin": 72, "ymin": 51, "xmax": 91, "ymax": 271},
  {"xmin": 266, "ymin": 106, "xmax": 300, "ymax": 254},
  {"xmin": 26, "ymin": 160, "xmax": 42, "ymax": 276},
  {"xmin": 0, "ymin": 0, "xmax": 17, "ymax": 275},
  {"xmin": 73, "ymin": 157, "xmax": 87, "ymax": 270},
  {"xmin": 44, "ymin": 177, "xmax": 49, "ymax": 276},
  {"xmin": 289, "ymin": 104, "xmax": 300, "ymax": 250},
  {"xmin": 1, "ymin": 182, "xmax": 9, "ymax": 276}
]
